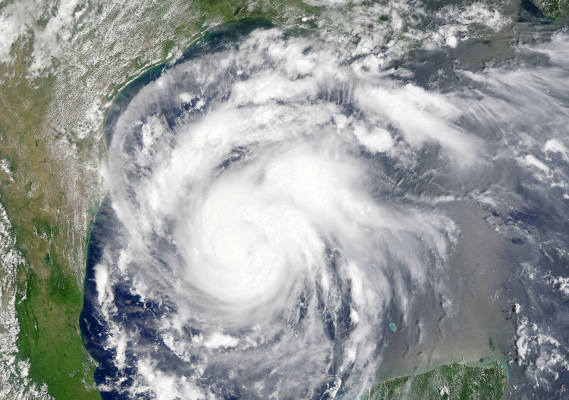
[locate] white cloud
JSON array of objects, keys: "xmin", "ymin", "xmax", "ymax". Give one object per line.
[
  {"xmin": 204, "ymin": 333, "xmax": 240, "ymax": 349},
  {"xmin": 87, "ymin": 15, "xmax": 569, "ymax": 400},
  {"xmin": 95, "ymin": 28, "xmax": 464, "ymax": 398}
]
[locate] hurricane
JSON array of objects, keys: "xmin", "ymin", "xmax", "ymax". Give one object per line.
[{"xmin": 82, "ymin": 12, "xmax": 569, "ymax": 400}]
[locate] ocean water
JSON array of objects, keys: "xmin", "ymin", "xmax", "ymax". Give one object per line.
[{"xmin": 81, "ymin": 9, "xmax": 569, "ymax": 400}]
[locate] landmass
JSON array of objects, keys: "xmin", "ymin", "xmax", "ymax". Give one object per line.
[{"xmin": 367, "ymin": 361, "xmax": 508, "ymax": 400}]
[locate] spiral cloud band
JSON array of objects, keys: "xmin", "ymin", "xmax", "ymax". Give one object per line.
[{"xmin": 82, "ymin": 23, "xmax": 569, "ymax": 400}]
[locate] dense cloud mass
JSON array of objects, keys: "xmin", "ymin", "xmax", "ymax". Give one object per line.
[{"xmin": 82, "ymin": 18, "xmax": 569, "ymax": 400}]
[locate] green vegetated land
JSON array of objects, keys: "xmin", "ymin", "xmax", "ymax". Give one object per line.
[
  {"xmin": 367, "ymin": 361, "xmax": 508, "ymax": 400},
  {"xmin": 0, "ymin": 41, "xmax": 100, "ymax": 399},
  {"xmin": 0, "ymin": 0, "xmax": 318, "ymax": 399},
  {"xmin": 537, "ymin": 0, "xmax": 569, "ymax": 17}
]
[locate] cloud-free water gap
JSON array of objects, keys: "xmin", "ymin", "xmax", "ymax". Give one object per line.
[{"xmin": 82, "ymin": 15, "xmax": 569, "ymax": 400}]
